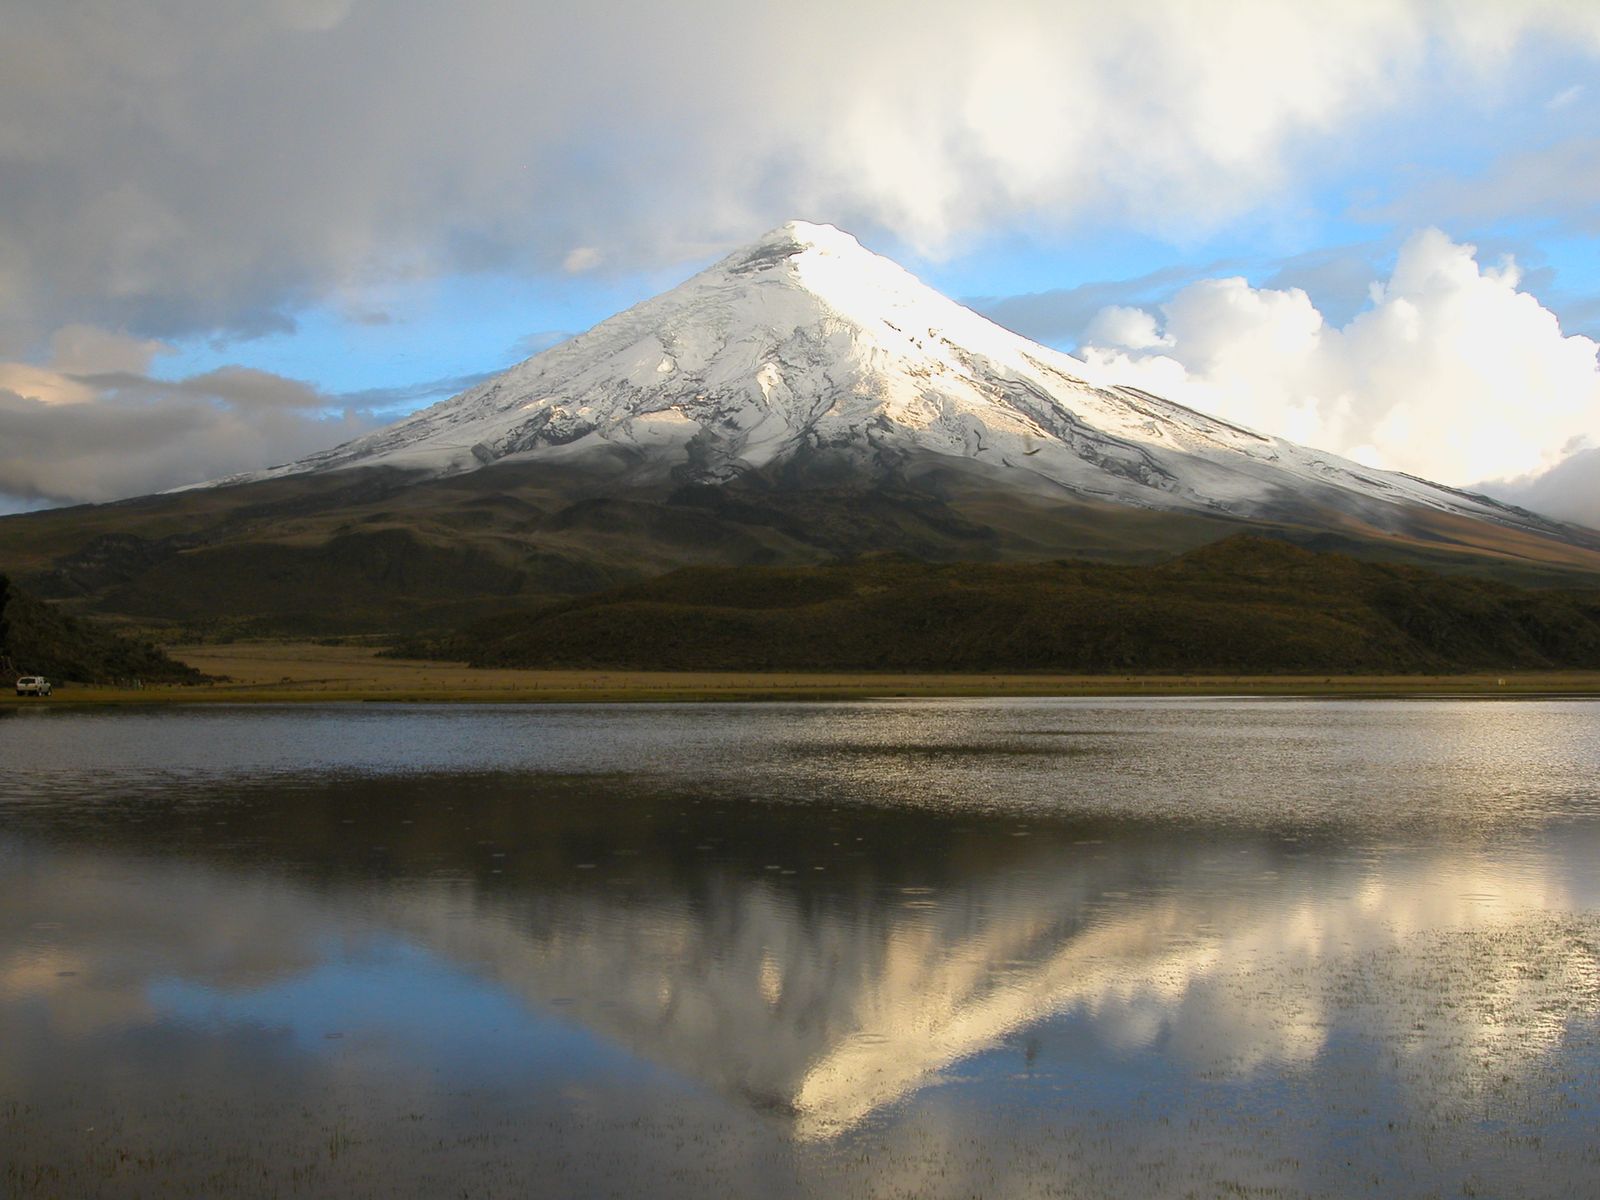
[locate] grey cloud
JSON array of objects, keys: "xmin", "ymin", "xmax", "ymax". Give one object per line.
[
  {"xmin": 508, "ymin": 331, "xmax": 576, "ymax": 361},
  {"xmin": 1557, "ymin": 294, "xmax": 1600, "ymax": 340},
  {"xmin": 0, "ymin": 366, "xmax": 390, "ymax": 507},
  {"xmin": 6, "ymin": 2, "xmax": 1599, "ymax": 351},
  {"xmin": 1260, "ymin": 246, "xmax": 1384, "ymax": 327},
  {"xmin": 971, "ymin": 260, "xmax": 1237, "ymax": 349},
  {"xmin": 976, "ymin": 242, "xmax": 1395, "ymax": 351},
  {"xmin": 202, "ymin": 311, "xmax": 301, "ymax": 349},
  {"xmin": 334, "ymin": 371, "xmax": 498, "ymax": 414},
  {"xmin": 71, "ymin": 367, "xmax": 328, "ymax": 410},
  {"xmin": 181, "ymin": 367, "xmax": 329, "ymax": 410},
  {"xmin": 1479, "ymin": 447, "xmax": 1600, "ymax": 531},
  {"xmin": 0, "ymin": 352, "xmax": 508, "ymax": 511},
  {"xmin": 1370, "ymin": 137, "xmax": 1600, "ymax": 237}
]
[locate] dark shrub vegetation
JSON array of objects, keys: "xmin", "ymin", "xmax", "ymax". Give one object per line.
[{"xmin": 393, "ymin": 536, "xmax": 1600, "ymax": 674}]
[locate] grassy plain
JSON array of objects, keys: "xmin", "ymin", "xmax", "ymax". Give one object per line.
[{"xmin": 8, "ymin": 639, "xmax": 1600, "ymax": 705}]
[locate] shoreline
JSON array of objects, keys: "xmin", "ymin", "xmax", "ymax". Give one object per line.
[{"xmin": 6, "ymin": 641, "xmax": 1600, "ymax": 706}]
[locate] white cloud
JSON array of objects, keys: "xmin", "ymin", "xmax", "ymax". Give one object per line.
[
  {"xmin": 1080, "ymin": 229, "xmax": 1600, "ymax": 497},
  {"xmin": 4, "ymin": 4, "xmax": 1600, "ymax": 513},
  {"xmin": 1082, "ymin": 306, "xmax": 1172, "ymax": 351},
  {"xmin": 3, "ymin": 2, "xmax": 1600, "ymax": 347}
]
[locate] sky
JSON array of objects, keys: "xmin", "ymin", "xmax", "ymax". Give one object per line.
[{"xmin": 2, "ymin": 0, "xmax": 1599, "ymax": 524}]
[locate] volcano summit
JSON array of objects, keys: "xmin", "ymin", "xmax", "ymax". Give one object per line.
[
  {"xmin": 5, "ymin": 223, "xmax": 1599, "ymax": 635},
  {"xmin": 231, "ymin": 221, "xmax": 1572, "ymax": 541}
]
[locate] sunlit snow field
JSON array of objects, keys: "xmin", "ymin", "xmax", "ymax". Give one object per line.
[{"xmin": 3, "ymin": 698, "xmax": 1598, "ymax": 1198}]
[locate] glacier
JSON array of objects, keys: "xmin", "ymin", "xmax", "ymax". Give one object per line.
[{"xmin": 212, "ymin": 220, "xmax": 1556, "ymax": 538}]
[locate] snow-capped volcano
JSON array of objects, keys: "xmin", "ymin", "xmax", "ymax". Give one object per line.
[{"xmin": 246, "ymin": 221, "xmax": 1548, "ymax": 535}]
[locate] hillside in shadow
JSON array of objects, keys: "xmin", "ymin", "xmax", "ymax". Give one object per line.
[{"xmin": 396, "ymin": 536, "xmax": 1600, "ymax": 674}]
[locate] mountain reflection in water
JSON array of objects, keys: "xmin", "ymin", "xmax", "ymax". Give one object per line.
[{"xmin": 2, "ymin": 699, "xmax": 1599, "ymax": 1198}]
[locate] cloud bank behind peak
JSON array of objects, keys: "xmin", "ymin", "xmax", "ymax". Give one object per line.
[
  {"xmin": 1077, "ymin": 229, "xmax": 1600, "ymax": 527},
  {"xmin": 6, "ymin": 0, "xmax": 1600, "ymax": 350}
]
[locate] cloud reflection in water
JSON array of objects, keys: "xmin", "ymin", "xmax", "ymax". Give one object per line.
[{"xmin": 2, "ymin": 699, "xmax": 1599, "ymax": 1196}]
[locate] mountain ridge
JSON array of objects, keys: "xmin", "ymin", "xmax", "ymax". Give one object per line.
[
  {"xmin": 209, "ymin": 221, "xmax": 1579, "ymax": 547},
  {"xmin": 4, "ymin": 221, "xmax": 1599, "ymax": 638}
]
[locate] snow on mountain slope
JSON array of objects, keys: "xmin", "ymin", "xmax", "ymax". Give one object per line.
[{"xmin": 229, "ymin": 221, "xmax": 1552, "ymax": 535}]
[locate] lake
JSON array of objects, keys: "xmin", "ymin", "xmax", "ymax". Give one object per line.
[{"xmin": 3, "ymin": 698, "xmax": 1598, "ymax": 1198}]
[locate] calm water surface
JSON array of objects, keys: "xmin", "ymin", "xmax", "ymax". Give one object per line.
[{"xmin": 2, "ymin": 698, "xmax": 1598, "ymax": 1198}]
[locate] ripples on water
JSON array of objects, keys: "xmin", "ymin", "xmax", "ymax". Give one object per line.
[{"xmin": 2, "ymin": 699, "xmax": 1598, "ymax": 1198}]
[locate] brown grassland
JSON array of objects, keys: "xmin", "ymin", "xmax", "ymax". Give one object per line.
[{"xmin": 8, "ymin": 639, "xmax": 1600, "ymax": 705}]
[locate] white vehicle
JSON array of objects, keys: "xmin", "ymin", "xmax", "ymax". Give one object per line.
[{"xmin": 14, "ymin": 676, "xmax": 52, "ymax": 697}]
